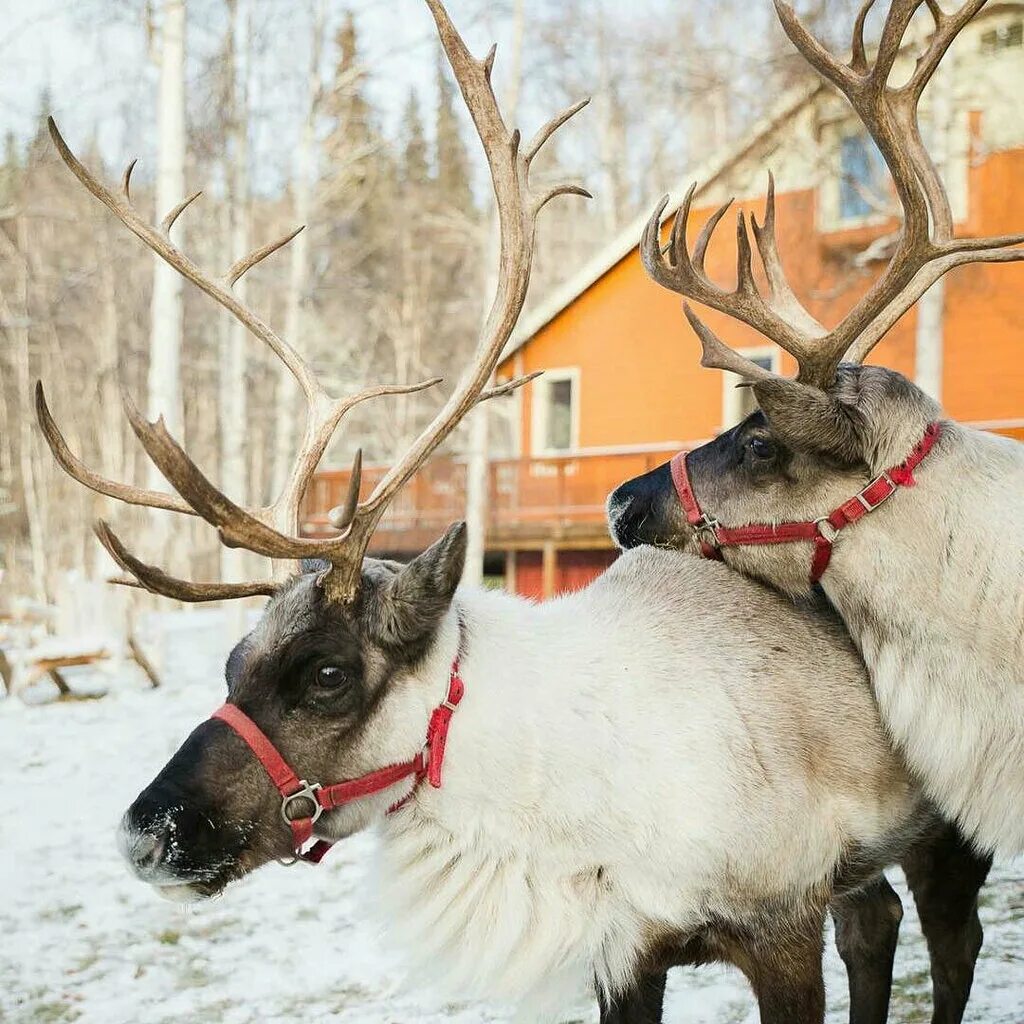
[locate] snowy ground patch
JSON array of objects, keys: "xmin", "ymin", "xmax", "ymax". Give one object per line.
[{"xmin": 1, "ymin": 613, "xmax": 1021, "ymax": 1023}]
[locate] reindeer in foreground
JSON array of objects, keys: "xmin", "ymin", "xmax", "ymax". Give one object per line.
[
  {"xmin": 611, "ymin": 1, "xmax": 1021, "ymax": 1008},
  {"xmin": 40, "ymin": 3, "xmax": 961, "ymax": 1021}
]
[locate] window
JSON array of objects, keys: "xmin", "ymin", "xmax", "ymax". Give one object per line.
[
  {"xmin": 981, "ymin": 22, "xmax": 1023, "ymax": 54},
  {"xmin": 722, "ymin": 350, "xmax": 779, "ymax": 428},
  {"xmin": 839, "ymin": 133, "xmax": 887, "ymax": 221},
  {"xmin": 531, "ymin": 370, "xmax": 578, "ymax": 454}
]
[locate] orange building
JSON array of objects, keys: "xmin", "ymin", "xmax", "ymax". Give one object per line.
[{"xmin": 306, "ymin": 3, "xmax": 1024, "ymax": 598}]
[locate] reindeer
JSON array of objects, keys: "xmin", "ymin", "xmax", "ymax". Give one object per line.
[
  {"xmin": 38, "ymin": 3, "xmax": 964, "ymax": 1022},
  {"xmin": 610, "ymin": 0, "xmax": 1022, "ymax": 1012}
]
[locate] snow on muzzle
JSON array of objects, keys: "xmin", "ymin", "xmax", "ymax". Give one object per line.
[{"xmin": 118, "ymin": 716, "xmax": 287, "ymax": 898}]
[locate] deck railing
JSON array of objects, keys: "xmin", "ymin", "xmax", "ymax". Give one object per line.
[
  {"xmin": 302, "ymin": 420, "xmax": 1022, "ymax": 551},
  {"xmin": 302, "ymin": 445, "xmax": 688, "ymax": 549}
]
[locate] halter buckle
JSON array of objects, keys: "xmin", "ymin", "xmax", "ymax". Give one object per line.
[
  {"xmin": 281, "ymin": 780, "xmax": 323, "ymax": 826},
  {"xmin": 694, "ymin": 513, "xmax": 721, "ymax": 549},
  {"xmin": 857, "ymin": 472, "xmax": 896, "ymax": 512}
]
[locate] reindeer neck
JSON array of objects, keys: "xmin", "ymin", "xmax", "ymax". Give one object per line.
[
  {"xmin": 816, "ymin": 422, "xmax": 1024, "ymax": 855},
  {"xmin": 820, "ymin": 421, "xmax": 1024, "ymax": 668},
  {"xmin": 401, "ymin": 583, "xmax": 577, "ymax": 821}
]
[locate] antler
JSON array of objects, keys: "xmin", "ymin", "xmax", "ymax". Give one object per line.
[
  {"xmin": 39, "ymin": 0, "xmax": 589, "ymax": 604},
  {"xmin": 643, "ymin": 0, "xmax": 1024, "ymax": 389},
  {"xmin": 641, "ymin": 173, "xmax": 827, "ymax": 376},
  {"xmin": 315, "ymin": 0, "xmax": 590, "ymax": 600}
]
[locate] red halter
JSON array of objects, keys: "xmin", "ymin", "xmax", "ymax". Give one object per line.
[
  {"xmin": 210, "ymin": 655, "xmax": 465, "ymax": 864},
  {"xmin": 670, "ymin": 422, "xmax": 942, "ymax": 585}
]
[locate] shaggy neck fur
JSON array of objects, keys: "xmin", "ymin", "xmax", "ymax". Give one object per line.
[
  {"xmin": 821, "ymin": 421, "xmax": 1024, "ymax": 857},
  {"xmin": 320, "ymin": 549, "xmax": 924, "ymax": 1011}
]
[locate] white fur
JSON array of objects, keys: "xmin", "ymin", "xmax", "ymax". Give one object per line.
[
  {"xmin": 822, "ymin": 423, "xmax": 1024, "ymax": 858},
  {"xmin": 316, "ymin": 548, "xmax": 921, "ymax": 1011}
]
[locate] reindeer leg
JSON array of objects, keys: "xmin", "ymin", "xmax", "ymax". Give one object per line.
[
  {"xmin": 747, "ymin": 947, "xmax": 826, "ymax": 1024},
  {"xmin": 900, "ymin": 823, "xmax": 991, "ymax": 1024},
  {"xmin": 599, "ymin": 971, "xmax": 668, "ymax": 1024},
  {"xmin": 719, "ymin": 910, "xmax": 827, "ymax": 1024},
  {"xmin": 831, "ymin": 874, "xmax": 904, "ymax": 1024}
]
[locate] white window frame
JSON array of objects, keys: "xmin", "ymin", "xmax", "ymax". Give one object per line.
[
  {"xmin": 721, "ymin": 347, "xmax": 780, "ymax": 429},
  {"xmin": 531, "ymin": 367, "xmax": 580, "ymax": 456}
]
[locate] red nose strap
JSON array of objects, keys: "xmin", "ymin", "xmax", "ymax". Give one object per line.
[
  {"xmin": 211, "ymin": 653, "xmax": 465, "ymax": 864},
  {"xmin": 671, "ymin": 422, "xmax": 942, "ymax": 585}
]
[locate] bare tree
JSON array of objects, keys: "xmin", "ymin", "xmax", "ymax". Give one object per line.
[
  {"xmin": 272, "ymin": 0, "xmax": 325, "ymax": 500},
  {"xmin": 147, "ymin": 0, "xmax": 187, "ymax": 456},
  {"xmin": 0, "ymin": 221, "xmax": 47, "ymax": 601},
  {"xmin": 463, "ymin": 0, "xmax": 526, "ymax": 586},
  {"xmin": 914, "ymin": 37, "xmax": 956, "ymax": 402},
  {"xmin": 219, "ymin": 0, "xmax": 251, "ymax": 592}
]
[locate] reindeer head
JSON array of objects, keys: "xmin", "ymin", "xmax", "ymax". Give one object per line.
[
  {"xmin": 611, "ymin": 0, "xmax": 1021, "ymax": 596},
  {"xmin": 39, "ymin": 0, "xmax": 588, "ymax": 899},
  {"xmin": 119, "ymin": 528, "xmax": 466, "ymax": 901}
]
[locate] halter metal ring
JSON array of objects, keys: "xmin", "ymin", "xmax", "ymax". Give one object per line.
[
  {"xmin": 281, "ymin": 780, "xmax": 324, "ymax": 826},
  {"xmin": 694, "ymin": 513, "xmax": 721, "ymax": 548},
  {"xmin": 815, "ymin": 518, "xmax": 839, "ymax": 543}
]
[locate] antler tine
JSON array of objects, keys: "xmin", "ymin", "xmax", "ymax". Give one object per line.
[
  {"xmin": 95, "ymin": 521, "xmax": 277, "ymax": 602},
  {"xmin": 850, "ymin": 0, "xmax": 877, "ymax": 72},
  {"xmin": 907, "ymin": 0, "xmax": 987, "ymax": 103},
  {"xmin": 772, "ymin": 0, "xmax": 862, "ymax": 91},
  {"xmin": 524, "ymin": 98, "xmax": 590, "ymax": 167},
  {"xmin": 35, "ymin": 382, "xmax": 195, "ymax": 516},
  {"xmin": 161, "ymin": 190, "xmax": 202, "ymax": 236},
  {"xmin": 536, "ymin": 182, "xmax": 593, "ymax": 212},
  {"xmin": 478, "ymin": 370, "xmax": 543, "ymax": 402},
  {"xmin": 734, "ymin": 211, "xmax": 756, "ymax": 294},
  {"xmin": 871, "ymin": 0, "xmax": 921, "ymax": 87},
  {"xmin": 845, "ymin": 242, "xmax": 1024, "ymax": 364},
  {"xmin": 692, "ymin": 198, "xmax": 734, "ymax": 275},
  {"xmin": 666, "ymin": 183, "xmax": 697, "ymax": 266},
  {"xmin": 683, "ymin": 305, "xmax": 780, "ymax": 382},
  {"xmin": 326, "ymin": 449, "xmax": 362, "ymax": 531},
  {"xmin": 227, "ymin": 226, "xmax": 306, "ymax": 287},
  {"xmin": 122, "ymin": 159, "xmax": 138, "ymax": 201},
  {"xmin": 641, "ymin": 195, "xmax": 674, "ymax": 282},
  {"xmin": 273, "ymin": 375, "xmax": 443, "ymax": 541},
  {"xmin": 749, "ymin": 173, "xmax": 827, "ymax": 339}
]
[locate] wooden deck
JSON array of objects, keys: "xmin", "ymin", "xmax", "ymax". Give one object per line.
[
  {"xmin": 301, "ymin": 446, "xmax": 686, "ymax": 554},
  {"xmin": 301, "ymin": 421, "xmax": 1022, "ymax": 558}
]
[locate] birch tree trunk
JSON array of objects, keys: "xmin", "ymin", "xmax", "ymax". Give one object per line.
[
  {"xmin": 462, "ymin": 0, "xmax": 524, "ymax": 587},
  {"xmin": 272, "ymin": 0, "xmax": 324, "ymax": 502},
  {"xmin": 220, "ymin": 0, "xmax": 250, "ymax": 591},
  {"xmin": 3, "ymin": 220, "xmax": 47, "ymax": 601},
  {"xmin": 914, "ymin": 54, "xmax": 954, "ymax": 403},
  {"xmin": 147, "ymin": 0, "xmax": 186, "ymax": 462}
]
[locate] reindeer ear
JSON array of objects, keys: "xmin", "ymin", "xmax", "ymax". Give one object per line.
[
  {"xmin": 752, "ymin": 378, "xmax": 863, "ymax": 464},
  {"xmin": 373, "ymin": 522, "xmax": 467, "ymax": 650}
]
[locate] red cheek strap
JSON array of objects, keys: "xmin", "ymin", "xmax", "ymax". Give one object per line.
[
  {"xmin": 209, "ymin": 653, "xmax": 465, "ymax": 864},
  {"xmin": 670, "ymin": 422, "xmax": 942, "ymax": 585}
]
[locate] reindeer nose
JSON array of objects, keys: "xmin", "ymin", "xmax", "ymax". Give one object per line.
[
  {"xmin": 134, "ymin": 830, "xmax": 168, "ymax": 871},
  {"xmin": 119, "ymin": 814, "xmax": 170, "ymax": 879},
  {"xmin": 607, "ymin": 487, "xmax": 643, "ymax": 549}
]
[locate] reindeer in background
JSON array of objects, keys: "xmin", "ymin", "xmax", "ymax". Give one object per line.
[
  {"xmin": 614, "ymin": 0, "xmax": 1024, "ymax": 858},
  {"xmin": 611, "ymin": 0, "xmax": 1022, "ymax": 1012},
  {"xmin": 36, "ymin": 2, "xmax": 994, "ymax": 1022}
]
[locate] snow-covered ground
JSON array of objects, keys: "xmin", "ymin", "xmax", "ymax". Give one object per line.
[{"xmin": 1, "ymin": 611, "xmax": 1021, "ymax": 1024}]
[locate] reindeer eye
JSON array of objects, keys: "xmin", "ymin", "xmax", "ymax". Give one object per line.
[
  {"xmin": 748, "ymin": 437, "xmax": 776, "ymax": 460},
  {"xmin": 315, "ymin": 665, "xmax": 347, "ymax": 688}
]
